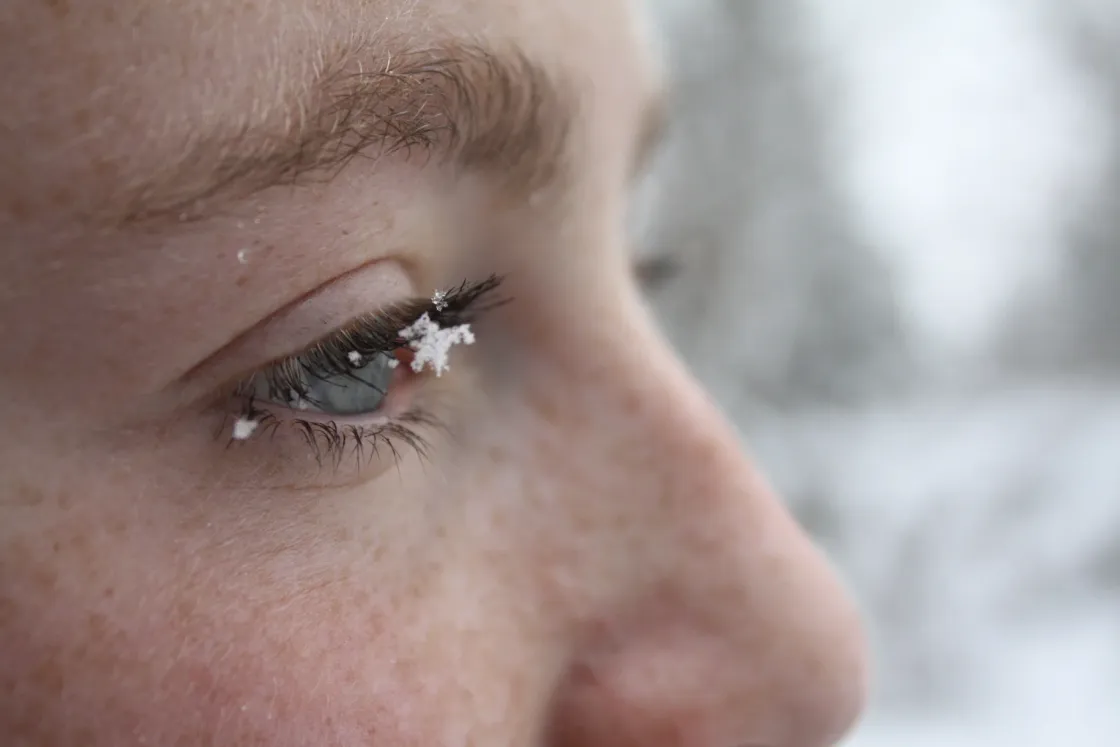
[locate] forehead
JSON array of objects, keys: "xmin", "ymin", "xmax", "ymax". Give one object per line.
[
  {"xmin": 0, "ymin": 0, "xmax": 657, "ymax": 226},
  {"xmin": 2, "ymin": 0, "xmax": 648, "ymax": 97}
]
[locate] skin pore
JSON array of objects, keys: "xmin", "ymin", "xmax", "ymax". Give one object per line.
[{"xmin": 0, "ymin": 0, "xmax": 868, "ymax": 745}]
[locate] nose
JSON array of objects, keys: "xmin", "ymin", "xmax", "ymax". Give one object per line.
[{"xmin": 535, "ymin": 287, "xmax": 869, "ymax": 747}]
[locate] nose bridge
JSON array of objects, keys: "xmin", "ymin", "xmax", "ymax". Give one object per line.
[
  {"xmin": 529, "ymin": 295, "xmax": 868, "ymax": 746},
  {"xmin": 532, "ymin": 292, "xmax": 765, "ymax": 588}
]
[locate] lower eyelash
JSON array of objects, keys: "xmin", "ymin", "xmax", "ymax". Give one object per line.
[{"xmin": 223, "ymin": 401, "xmax": 445, "ymax": 472}]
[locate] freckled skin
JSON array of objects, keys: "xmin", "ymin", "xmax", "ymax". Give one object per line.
[{"xmin": 0, "ymin": 0, "xmax": 868, "ymax": 746}]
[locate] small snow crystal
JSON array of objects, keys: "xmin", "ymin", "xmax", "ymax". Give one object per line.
[
  {"xmin": 387, "ymin": 357, "xmax": 400, "ymax": 369},
  {"xmin": 432, "ymin": 289, "xmax": 448, "ymax": 311},
  {"xmin": 398, "ymin": 312, "xmax": 474, "ymax": 377},
  {"xmin": 231, "ymin": 416, "xmax": 259, "ymax": 440},
  {"xmin": 236, "ymin": 248, "xmax": 249, "ymax": 264},
  {"xmin": 347, "ymin": 350, "xmax": 363, "ymax": 366},
  {"xmin": 287, "ymin": 389, "xmax": 311, "ymax": 411}
]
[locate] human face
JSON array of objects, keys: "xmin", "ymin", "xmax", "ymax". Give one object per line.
[{"xmin": 0, "ymin": 0, "xmax": 867, "ymax": 745}]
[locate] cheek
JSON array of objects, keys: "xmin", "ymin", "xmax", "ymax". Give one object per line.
[{"xmin": 0, "ymin": 480, "xmax": 509, "ymax": 746}]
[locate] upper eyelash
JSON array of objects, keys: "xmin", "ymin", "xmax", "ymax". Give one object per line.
[{"xmin": 238, "ymin": 274, "xmax": 506, "ymax": 406}]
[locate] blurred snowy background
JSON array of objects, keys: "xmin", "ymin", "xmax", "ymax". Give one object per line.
[{"xmin": 636, "ymin": 1, "xmax": 1120, "ymax": 744}]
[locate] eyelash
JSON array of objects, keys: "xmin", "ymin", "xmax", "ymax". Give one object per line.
[{"xmin": 226, "ymin": 274, "xmax": 506, "ymax": 469}]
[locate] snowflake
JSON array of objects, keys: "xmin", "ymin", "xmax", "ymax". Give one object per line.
[
  {"xmin": 347, "ymin": 350, "xmax": 363, "ymax": 366},
  {"xmin": 398, "ymin": 312, "xmax": 474, "ymax": 377},
  {"xmin": 231, "ymin": 416, "xmax": 259, "ymax": 440},
  {"xmin": 432, "ymin": 289, "xmax": 448, "ymax": 311},
  {"xmin": 287, "ymin": 389, "xmax": 311, "ymax": 410}
]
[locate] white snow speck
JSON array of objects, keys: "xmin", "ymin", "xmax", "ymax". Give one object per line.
[
  {"xmin": 236, "ymin": 248, "xmax": 249, "ymax": 264},
  {"xmin": 398, "ymin": 312, "xmax": 474, "ymax": 376},
  {"xmin": 432, "ymin": 289, "xmax": 448, "ymax": 311},
  {"xmin": 286, "ymin": 389, "xmax": 311, "ymax": 411},
  {"xmin": 348, "ymin": 351, "xmax": 363, "ymax": 365},
  {"xmin": 387, "ymin": 358, "xmax": 400, "ymax": 369},
  {"xmin": 231, "ymin": 417, "xmax": 259, "ymax": 440}
]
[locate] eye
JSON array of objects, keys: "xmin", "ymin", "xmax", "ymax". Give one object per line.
[
  {"xmin": 224, "ymin": 275, "xmax": 508, "ymax": 467},
  {"xmin": 244, "ymin": 350, "xmax": 404, "ymax": 417}
]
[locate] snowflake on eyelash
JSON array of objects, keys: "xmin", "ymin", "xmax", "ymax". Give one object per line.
[
  {"xmin": 231, "ymin": 416, "xmax": 259, "ymax": 440},
  {"xmin": 347, "ymin": 350, "xmax": 363, "ymax": 366},
  {"xmin": 398, "ymin": 312, "xmax": 475, "ymax": 377},
  {"xmin": 287, "ymin": 389, "xmax": 311, "ymax": 411},
  {"xmin": 432, "ymin": 289, "xmax": 448, "ymax": 311}
]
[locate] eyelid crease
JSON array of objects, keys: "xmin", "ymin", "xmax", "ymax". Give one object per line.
[{"xmin": 173, "ymin": 258, "xmax": 415, "ymax": 392}]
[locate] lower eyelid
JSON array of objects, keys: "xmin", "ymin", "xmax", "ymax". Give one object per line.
[{"xmin": 216, "ymin": 407, "xmax": 435, "ymax": 491}]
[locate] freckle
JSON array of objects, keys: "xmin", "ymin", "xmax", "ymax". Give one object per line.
[
  {"xmin": 90, "ymin": 155, "xmax": 119, "ymax": 180},
  {"xmin": 42, "ymin": 0, "xmax": 70, "ymax": 18},
  {"xmin": 531, "ymin": 394, "xmax": 561, "ymax": 426},
  {"xmin": 5, "ymin": 195, "xmax": 32, "ymax": 222},
  {"xmin": 30, "ymin": 658, "xmax": 65, "ymax": 696},
  {"xmin": 103, "ymin": 586, "xmax": 115, "ymax": 599},
  {"xmin": 66, "ymin": 529, "xmax": 90, "ymax": 556},
  {"xmin": 71, "ymin": 105, "xmax": 92, "ymax": 132},
  {"xmin": 48, "ymin": 183, "xmax": 74, "ymax": 209},
  {"xmin": 29, "ymin": 565, "xmax": 58, "ymax": 593},
  {"xmin": 175, "ymin": 598, "xmax": 197, "ymax": 621},
  {"xmin": 9, "ymin": 483, "xmax": 44, "ymax": 507},
  {"xmin": 87, "ymin": 611, "xmax": 108, "ymax": 637},
  {"xmin": 341, "ymin": 665, "xmax": 360, "ymax": 689},
  {"xmin": 235, "ymin": 274, "xmax": 249, "ymax": 287}
]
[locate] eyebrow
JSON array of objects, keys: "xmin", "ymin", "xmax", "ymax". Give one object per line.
[{"xmin": 113, "ymin": 42, "xmax": 574, "ymax": 227}]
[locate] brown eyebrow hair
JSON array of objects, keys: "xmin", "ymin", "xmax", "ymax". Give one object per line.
[{"xmin": 115, "ymin": 42, "xmax": 573, "ymax": 228}]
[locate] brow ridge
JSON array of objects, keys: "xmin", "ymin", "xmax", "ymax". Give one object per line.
[{"xmin": 117, "ymin": 42, "xmax": 571, "ymax": 227}]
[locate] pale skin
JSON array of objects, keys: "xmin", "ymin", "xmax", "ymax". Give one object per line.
[{"xmin": 0, "ymin": 0, "xmax": 868, "ymax": 745}]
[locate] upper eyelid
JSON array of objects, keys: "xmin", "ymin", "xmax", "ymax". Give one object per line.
[{"xmin": 174, "ymin": 263, "xmax": 415, "ymax": 398}]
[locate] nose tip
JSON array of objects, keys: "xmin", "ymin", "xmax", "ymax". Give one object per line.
[
  {"xmin": 547, "ymin": 522, "xmax": 870, "ymax": 747},
  {"xmin": 765, "ymin": 538, "xmax": 871, "ymax": 746}
]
